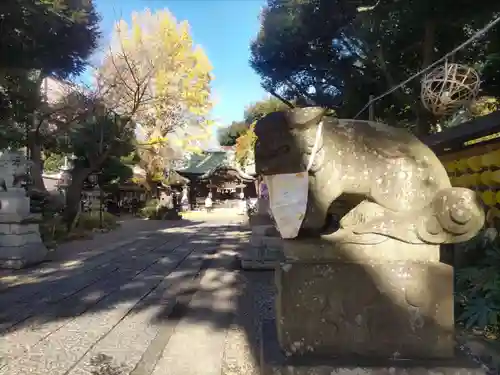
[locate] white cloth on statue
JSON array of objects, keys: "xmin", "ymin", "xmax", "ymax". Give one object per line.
[{"xmin": 264, "ymin": 121, "xmax": 323, "ymax": 239}]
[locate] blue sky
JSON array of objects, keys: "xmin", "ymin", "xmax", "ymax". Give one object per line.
[{"xmin": 92, "ymin": 0, "xmax": 267, "ymax": 127}]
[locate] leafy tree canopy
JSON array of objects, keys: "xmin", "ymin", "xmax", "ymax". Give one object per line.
[
  {"xmin": 243, "ymin": 96, "xmax": 290, "ymax": 124},
  {"xmin": 99, "ymin": 156, "xmax": 135, "ymax": 187},
  {"xmin": 98, "ymin": 8, "xmax": 214, "ymax": 189},
  {"xmin": 250, "ymin": 0, "xmax": 500, "ymax": 134},
  {"xmin": 218, "ymin": 121, "xmax": 248, "ymax": 146},
  {"xmin": 235, "ymin": 124, "xmax": 257, "ymax": 168},
  {"xmin": 0, "ymin": 0, "xmax": 101, "ymax": 152},
  {"xmin": 218, "ymin": 96, "xmax": 290, "ymax": 146},
  {"xmin": 43, "ymin": 152, "xmax": 65, "ymax": 173},
  {"xmin": 0, "ymin": 0, "xmax": 100, "ymax": 77}
]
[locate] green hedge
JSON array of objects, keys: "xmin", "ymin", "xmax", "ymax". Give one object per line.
[
  {"xmin": 40, "ymin": 211, "xmax": 120, "ymax": 248},
  {"xmin": 139, "ymin": 199, "xmax": 181, "ymax": 220},
  {"xmin": 139, "ymin": 199, "xmax": 160, "ymax": 219},
  {"xmin": 77, "ymin": 211, "xmax": 119, "ymax": 231}
]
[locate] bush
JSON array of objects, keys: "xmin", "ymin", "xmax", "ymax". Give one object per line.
[
  {"xmin": 39, "ymin": 215, "xmax": 72, "ymax": 247},
  {"xmin": 156, "ymin": 206, "xmax": 181, "ymax": 220},
  {"xmin": 139, "ymin": 199, "xmax": 160, "ymax": 219},
  {"xmin": 139, "ymin": 199, "xmax": 181, "ymax": 220},
  {"xmin": 77, "ymin": 211, "xmax": 120, "ymax": 231},
  {"xmin": 29, "ymin": 188, "xmax": 65, "ymax": 216},
  {"xmin": 39, "ymin": 210, "xmax": 120, "ymax": 248},
  {"xmin": 456, "ymin": 229, "xmax": 500, "ymax": 336}
]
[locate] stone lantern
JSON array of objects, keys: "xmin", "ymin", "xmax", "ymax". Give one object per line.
[
  {"xmin": 57, "ymin": 154, "xmax": 75, "ymax": 197},
  {"xmin": 0, "ymin": 151, "xmax": 48, "ymax": 269},
  {"xmin": 88, "ymin": 172, "xmax": 98, "ymax": 186}
]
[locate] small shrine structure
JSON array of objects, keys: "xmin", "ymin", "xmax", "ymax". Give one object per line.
[{"xmin": 176, "ymin": 147, "xmax": 257, "ymax": 209}]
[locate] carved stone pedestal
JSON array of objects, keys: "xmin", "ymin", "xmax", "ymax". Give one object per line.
[
  {"xmin": 257, "ymin": 198, "xmax": 270, "ymax": 216},
  {"xmin": 240, "ymin": 221, "xmax": 283, "ymax": 270},
  {"xmin": 0, "ymin": 189, "xmax": 48, "ymax": 269},
  {"xmin": 249, "ymin": 213, "xmax": 273, "ymax": 227},
  {"xmin": 260, "ymin": 319, "xmax": 484, "ymax": 375},
  {"xmin": 241, "ymin": 198, "xmax": 284, "ymax": 269},
  {"xmin": 260, "ymin": 236, "xmax": 484, "ymax": 374}
]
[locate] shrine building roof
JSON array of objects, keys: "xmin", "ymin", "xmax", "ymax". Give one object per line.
[
  {"xmin": 176, "ymin": 151, "xmax": 228, "ymax": 175},
  {"xmin": 176, "ymin": 150, "xmax": 254, "ymax": 182}
]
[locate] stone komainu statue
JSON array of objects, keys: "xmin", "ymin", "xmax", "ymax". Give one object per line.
[{"xmin": 254, "ymin": 107, "xmax": 485, "ymax": 245}]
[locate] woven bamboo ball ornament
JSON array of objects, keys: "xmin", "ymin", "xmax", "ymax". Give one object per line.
[{"xmin": 421, "ymin": 62, "xmax": 480, "ymax": 116}]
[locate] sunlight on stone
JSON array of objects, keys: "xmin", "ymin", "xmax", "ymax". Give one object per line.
[{"xmin": 61, "ymin": 260, "xmax": 83, "ymax": 268}]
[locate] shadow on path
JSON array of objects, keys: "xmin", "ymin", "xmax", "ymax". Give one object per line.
[{"xmin": 0, "ymin": 211, "xmax": 466, "ymax": 375}]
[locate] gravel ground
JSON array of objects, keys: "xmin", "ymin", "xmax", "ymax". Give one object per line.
[{"xmin": 222, "ymin": 270, "xmax": 276, "ymax": 375}]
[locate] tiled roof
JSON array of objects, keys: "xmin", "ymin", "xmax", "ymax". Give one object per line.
[
  {"xmin": 176, "ymin": 150, "xmax": 255, "ymax": 182},
  {"xmin": 164, "ymin": 170, "xmax": 189, "ymax": 185},
  {"xmin": 176, "ymin": 151, "xmax": 228, "ymax": 175}
]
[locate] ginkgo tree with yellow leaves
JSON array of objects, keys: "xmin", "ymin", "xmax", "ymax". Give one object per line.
[
  {"xmin": 53, "ymin": 8, "xmax": 216, "ymax": 225},
  {"xmin": 233, "ymin": 97, "xmax": 289, "ymax": 168},
  {"xmin": 235, "ymin": 124, "xmax": 257, "ymax": 168},
  {"xmin": 97, "ymin": 8, "xmax": 214, "ymax": 190}
]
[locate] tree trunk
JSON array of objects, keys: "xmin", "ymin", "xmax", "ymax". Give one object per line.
[
  {"xmin": 375, "ymin": 48, "xmax": 420, "ymax": 121},
  {"xmin": 63, "ymin": 167, "xmax": 91, "ymax": 229},
  {"xmin": 416, "ymin": 19, "xmax": 437, "ymax": 136},
  {"xmin": 29, "ymin": 141, "xmax": 46, "ymax": 192},
  {"xmin": 28, "ymin": 76, "xmax": 48, "ymax": 192},
  {"xmin": 421, "ymin": 20, "xmax": 435, "ymax": 69}
]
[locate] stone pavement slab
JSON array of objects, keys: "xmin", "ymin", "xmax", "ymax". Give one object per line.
[
  {"xmin": 0, "ymin": 231, "xmax": 187, "ymax": 332},
  {"xmin": 66, "ymin": 238, "xmax": 229, "ymax": 375},
  {"xmin": 150, "ymin": 248, "xmax": 240, "ymax": 375},
  {"xmin": 0, "ymin": 215, "xmax": 250, "ymax": 375},
  {"xmin": 0, "ymin": 235, "xmax": 190, "ymax": 367},
  {"xmin": 0, "ymin": 218, "xmax": 202, "ymax": 290}
]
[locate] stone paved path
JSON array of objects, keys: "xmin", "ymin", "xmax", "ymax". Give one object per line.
[{"xmin": 0, "ymin": 213, "xmax": 261, "ymax": 375}]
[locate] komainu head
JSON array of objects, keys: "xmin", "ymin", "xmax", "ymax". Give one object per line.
[{"xmin": 254, "ymin": 107, "xmax": 327, "ymax": 175}]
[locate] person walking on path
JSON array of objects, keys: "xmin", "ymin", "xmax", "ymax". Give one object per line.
[{"xmin": 205, "ymin": 192, "xmax": 213, "ymax": 213}]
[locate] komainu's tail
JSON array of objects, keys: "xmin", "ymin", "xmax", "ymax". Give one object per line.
[{"xmin": 416, "ymin": 187, "xmax": 485, "ymax": 244}]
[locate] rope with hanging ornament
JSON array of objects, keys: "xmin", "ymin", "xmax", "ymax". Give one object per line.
[{"xmin": 420, "ymin": 59, "xmax": 481, "ymax": 117}]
